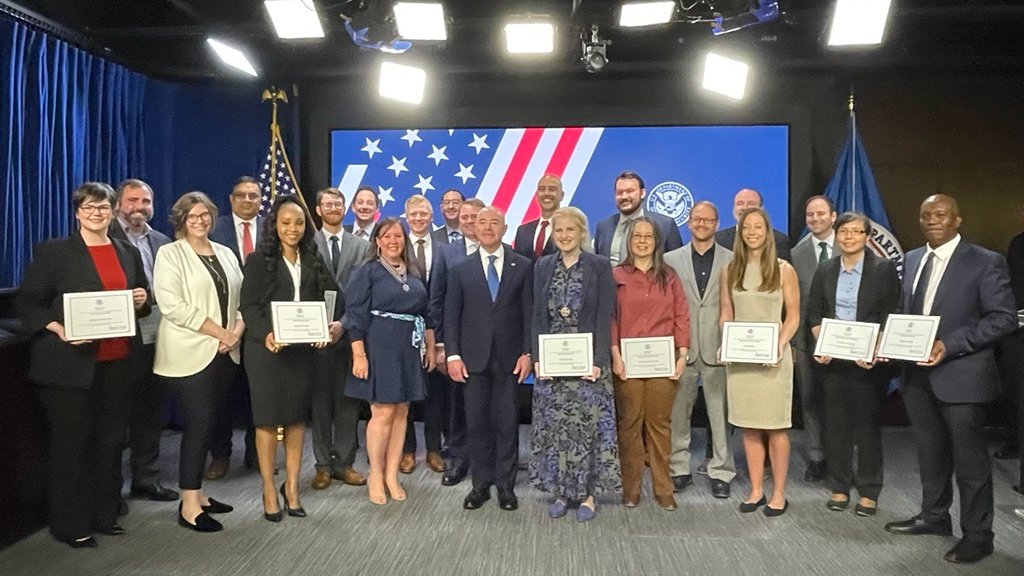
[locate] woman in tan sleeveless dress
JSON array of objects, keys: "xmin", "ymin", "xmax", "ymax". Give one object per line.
[{"xmin": 720, "ymin": 207, "xmax": 800, "ymax": 516}]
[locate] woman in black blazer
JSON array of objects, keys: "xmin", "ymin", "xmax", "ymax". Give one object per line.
[
  {"xmin": 239, "ymin": 196, "xmax": 341, "ymax": 522},
  {"xmin": 807, "ymin": 212, "xmax": 901, "ymax": 516},
  {"xmin": 16, "ymin": 182, "xmax": 150, "ymax": 548}
]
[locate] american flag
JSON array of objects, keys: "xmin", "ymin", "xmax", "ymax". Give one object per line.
[{"xmin": 258, "ymin": 126, "xmax": 300, "ymax": 215}]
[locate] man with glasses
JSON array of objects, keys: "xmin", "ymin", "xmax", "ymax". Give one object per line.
[{"xmin": 434, "ymin": 189, "xmax": 464, "ymax": 244}]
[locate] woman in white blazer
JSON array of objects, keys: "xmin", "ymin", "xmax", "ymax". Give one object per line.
[{"xmin": 154, "ymin": 192, "xmax": 245, "ymax": 533}]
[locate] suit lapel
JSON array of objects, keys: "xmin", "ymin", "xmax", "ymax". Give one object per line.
[
  {"xmin": 71, "ymin": 234, "xmax": 105, "ymax": 291},
  {"xmin": 929, "ymin": 242, "xmax": 967, "ymax": 314},
  {"xmin": 678, "ymin": 246, "xmax": 700, "ymax": 301},
  {"xmin": 706, "ymin": 244, "xmax": 728, "ymax": 303}
]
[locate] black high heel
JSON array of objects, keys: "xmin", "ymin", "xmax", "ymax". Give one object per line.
[
  {"xmin": 280, "ymin": 483, "xmax": 307, "ymax": 518},
  {"xmin": 263, "ymin": 491, "xmax": 283, "ymax": 523}
]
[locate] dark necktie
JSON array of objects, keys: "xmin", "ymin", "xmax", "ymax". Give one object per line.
[
  {"xmin": 910, "ymin": 252, "xmax": 935, "ymax": 315},
  {"xmin": 818, "ymin": 241, "xmax": 829, "ymax": 264},
  {"xmin": 450, "ymin": 230, "xmax": 462, "ymax": 243},
  {"xmin": 486, "ymin": 255, "xmax": 499, "ymax": 301},
  {"xmin": 330, "ymin": 235, "xmax": 340, "ymax": 274},
  {"xmin": 416, "ymin": 239, "xmax": 427, "ymax": 281},
  {"xmin": 534, "ymin": 220, "xmax": 549, "ymax": 257}
]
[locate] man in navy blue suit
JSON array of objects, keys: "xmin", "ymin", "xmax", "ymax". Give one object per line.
[
  {"xmin": 593, "ymin": 171, "xmax": 683, "ymax": 263},
  {"xmin": 445, "ymin": 206, "xmax": 533, "ymax": 511},
  {"xmin": 883, "ymin": 194, "xmax": 1016, "ymax": 564},
  {"xmin": 512, "ymin": 173, "xmax": 562, "ymax": 262},
  {"xmin": 433, "ymin": 188, "xmax": 464, "ymax": 245}
]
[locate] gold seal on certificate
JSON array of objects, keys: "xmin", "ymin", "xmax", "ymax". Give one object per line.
[
  {"xmin": 538, "ymin": 333, "xmax": 593, "ymax": 378},
  {"xmin": 877, "ymin": 314, "xmax": 940, "ymax": 362},
  {"xmin": 721, "ymin": 321, "xmax": 779, "ymax": 364},
  {"xmin": 271, "ymin": 301, "xmax": 330, "ymax": 344},
  {"xmin": 813, "ymin": 319, "xmax": 880, "ymax": 363},
  {"xmin": 621, "ymin": 336, "xmax": 676, "ymax": 379},
  {"xmin": 63, "ymin": 290, "xmax": 136, "ymax": 341}
]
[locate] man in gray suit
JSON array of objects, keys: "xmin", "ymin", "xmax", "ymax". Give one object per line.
[
  {"xmin": 790, "ymin": 195, "xmax": 837, "ymax": 482},
  {"xmin": 310, "ymin": 187, "xmax": 371, "ymax": 490},
  {"xmin": 664, "ymin": 201, "xmax": 735, "ymax": 498}
]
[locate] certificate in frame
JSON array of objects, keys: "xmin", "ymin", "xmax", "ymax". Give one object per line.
[
  {"xmin": 621, "ymin": 336, "xmax": 676, "ymax": 379},
  {"xmin": 877, "ymin": 314, "xmax": 940, "ymax": 362},
  {"xmin": 271, "ymin": 301, "xmax": 330, "ymax": 344},
  {"xmin": 721, "ymin": 321, "xmax": 779, "ymax": 365},
  {"xmin": 63, "ymin": 290, "xmax": 136, "ymax": 340},
  {"xmin": 813, "ymin": 318, "xmax": 880, "ymax": 363},
  {"xmin": 538, "ymin": 333, "xmax": 594, "ymax": 378}
]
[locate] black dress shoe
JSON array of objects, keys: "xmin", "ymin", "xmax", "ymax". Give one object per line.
[
  {"xmin": 442, "ymin": 463, "xmax": 469, "ymax": 487},
  {"xmin": 96, "ymin": 525, "xmax": 126, "ymax": 536},
  {"xmin": 763, "ymin": 500, "xmax": 789, "ymax": 517},
  {"xmin": 804, "ymin": 460, "xmax": 826, "ymax": 483},
  {"xmin": 280, "ymin": 483, "xmax": 307, "ymax": 518},
  {"xmin": 130, "ymin": 483, "xmax": 179, "ymax": 502},
  {"xmin": 944, "ymin": 539, "xmax": 994, "ymax": 564},
  {"xmin": 671, "ymin": 474, "xmax": 693, "ymax": 493},
  {"xmin": 463, "ymin": 488, "xmax": 491, "ymax": 510},
  {"xmin": 117, "ymin": 499, "xmax": 129, "ymax": 517},
  {"xmin": 710, "ymin": 479, "xmax": 731, "ymax": 499},
  {"xmin": 63, "ymin": 536, "xmax": 98, "ymax": 549},
  {"xmin": 497, "ymin": 489, "xmax": 518, "ymax": 511},
  {"xmin": 827, "ymin": 497, "xmax": 850, "ymax": 511},
  {"xmin": 179, "ymin": 502, "xmax": 223, "ymax": 532},
  {"xmin": 201, "ymin": 498, "xmax": 234, "ymax": 514},
  {"xmin": 855, "ymin": 503, "xmax": 877, "ymax": 517},
  {"xmin": 739, "ymin": 496, "xmax": 766, "ymax": 513},
  {"xmin": 884, "ymin": 516, "xmax": 952, "ymax": 536}
]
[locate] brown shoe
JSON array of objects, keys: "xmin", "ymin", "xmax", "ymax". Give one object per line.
[
  {"xmin": 426, "ymin": 451, "xmax": 445, "ymax": 473},
  {"xmin": 204, "ymin": 458, "xmax": 229, "ymax": 481},
  {"xmin": 399, "ymin": 453, "xmax": 416, "ymax": 474},
  {"xmin": 311, "ymin": 470, "xmax": 332, "ymax": 490},
  {"xmin": 333, "ymin": 467, "xmax": 367, "ymax": 486}
]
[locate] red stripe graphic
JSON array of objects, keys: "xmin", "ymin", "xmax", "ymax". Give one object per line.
[
  {"xmin": 490, "ymin": 128, "xmax": 544, "ymax": 213},
  {"xmin": 522, "ymin": 127, "xmax": 584, "ymax": 222}
]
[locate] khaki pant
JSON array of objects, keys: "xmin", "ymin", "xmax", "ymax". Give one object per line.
[{"xmin": 614, "ymin": 377, "xmax": 678, "ymax": 500}]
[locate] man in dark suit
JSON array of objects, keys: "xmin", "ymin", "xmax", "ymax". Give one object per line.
[
  {"xmin": 512, "ymin": 173, "xmax": 562, "ymax": 262},
  {"xmin": 593, "ymin": 171, "xmax": 683, "ymax": 263},
  {"xmin": 883, "ymin": 194, "xmax": 1016, "ymax": 564},
  {"xmin": 309, "ymin": 187, "xmax": 371, "ymax": 490},
  {"xmin": 430, "ymin": 198, "xmax": 484, "ymax": 486},
  {"xmin": 445, "ymin": 206, "xmax": 533, "ymax": 511},
  {"xmin": 999, "ymin": 215, "xmax": 1024, "ymax": 490},
  {"xmin": 109, "ymin": 179, "xmax": 176, "ymax": 505},
  {"xmin": 344, "ymin": 186, "xmax": 379, "ymax": 240},
  {"xmin": 715, "ymin": 188, "xmax": 792, "ymax": 262},
  {"xmin": 205, "ymin": 176, "xmax": 263, "ymax": 479},
  {"xmin": 433, "ymin": 188, "xmax": 464, "ymax": 244}
]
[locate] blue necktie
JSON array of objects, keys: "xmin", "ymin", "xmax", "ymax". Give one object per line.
[{"xmin": 486, "ymin": 254, "xmax": 499, "ymax": 301}]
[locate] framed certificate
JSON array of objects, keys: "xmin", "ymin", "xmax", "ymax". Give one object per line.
[
  {"xmin": 63, "ymin": 290, "xmax": 137, "ymax": 340},
  {"xmin": 721, "ymin": 321, "xmax": 779, "ymax": 364},
  {"xmin": 877, "ymin": 314, "xmax": 940, "ymax": 362},
  {"xmin": 538, "ymin": 333, "xmax": 593, "ymax": 378},
  {"xmin": 621, "ymin": 336, "xmax": 676, "ymax": 379},
  {"xmin": 271, "ymin": 301, "xmax": 330, "ymax": 344},
  {"xmin": 813, "ymin": 319, "xmax": 880, "ymax": 363}
]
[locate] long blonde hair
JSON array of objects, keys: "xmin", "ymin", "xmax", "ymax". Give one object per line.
[{"xmin": 727, "ymin": 207, "xmax": 781, "ymax": 292}]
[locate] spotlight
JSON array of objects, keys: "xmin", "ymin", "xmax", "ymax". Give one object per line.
[
  {"xmin": 702, "ymin": 52, "xmax": 748, "ymax": 100},
  {"xmin": 827, "ymin": 0, "xmax": 892, "ymax": 46},
  {"xmin": 393, "ymin": 2, "xmax": 447, "ymax": 41},
  {"xmin": 581, "ymin": 25, "xmax": 610, "ymax": 73},
  {"xmin": 206, "ymin": 38, "xmax": 258, "ymax": 77},
  {"xmin": 378, "ymin": 61, "xmax": 426, "ymax": 105},
  {"xmin": 264, "ymin": 0, "xmax": 325, "ymax": 39},
  {"xmin": 504, "ymin": 21, "xmax": 555, "ymax": 54},
  {"xmin": 619, "ymin": 2, "xmax": 676, "ymax": 28}
]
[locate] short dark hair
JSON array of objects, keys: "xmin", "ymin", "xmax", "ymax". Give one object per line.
[
  {"xmin": 442, "ymin": 189, "xmax": 465, "ymax": 201},
  {"xmin": 116, "ymin": 179, "xmax": 152, "ymax": 201},
  {"xmin": 834, "ymin": 211, "xmax": 872, "ymax": 236},
  {"xmin": 353, "ymin": 186, "xmax": 378, "ymax": 207},
  {"xmin": 72, "ymin": 182, "xmax": 117, "ymax": 210},
  {"xmin": 615, "ymin": 171, "xmax": 645, "ymax": 191},
  {"xmin": 316, "ymin": 187, "xmax": 345, "ymax": 205},
  {"xmin": 461, "ymin": 197, "xmax": 485, "ymax": 210},
  {"xmin": 804, "ymin": 195, "xmax": 835, "ymax": 212},
  {"xmin": 232, "ymin": 176, "xmax": 259, "ymax": 192},
  {"xmin": 169, "ymin": 191, "xmax": 219, "ymax": 239}
]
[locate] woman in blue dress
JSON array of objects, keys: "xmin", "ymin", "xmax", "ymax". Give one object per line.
[
  {"xmin": 345, "ymin": 218, "xmax": 436, "ymax": 504},
  {"xmin": 530, "ymin": 207, "xmax": 620, "ymax": 522}
]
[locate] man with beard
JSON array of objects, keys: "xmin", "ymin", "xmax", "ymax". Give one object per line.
[{"xmin": 594, "ymin": 171, "xmax": 683, "ymax": 264}]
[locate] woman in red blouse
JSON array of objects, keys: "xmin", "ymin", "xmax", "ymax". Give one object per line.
[
  {"xmin": 610, "ymin": 217, "xmax": 690, "ymax": 510},
  {"xmin": 17, "ymin": 182, "xmax": 151, "ymax": 548}
]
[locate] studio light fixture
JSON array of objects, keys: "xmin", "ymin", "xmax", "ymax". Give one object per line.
[
  {"xmin": 206, "ymin": 38, "xmax": 258, "ymax": 77},
  {"xmin": 264, "ymin": 0, "xmax": 325, "ymax": 39},
  {"xmin": 504, "ymin": 21, "xmax": 555, "ymax": 54},
  {"xmin": 827, "ymin": 0, "xmax": 892, "ymax": 46},
  {"xmin": 379, "ymin": 61, "xmax": 426, "ymax": 105},
  {"xmin": 702, "ymin": 51, "xmax": 748, "ymax": 100},
  {"xmin": 619, "ymin": 2, "xmax": 676, "ymax": 28},
  {"xmin": 581, "ymin": 25, "xmax": 610, "ymax": 73},
  {"xmin": 393, "ymin": 2, "xmax": 448, "ymax": 41}
]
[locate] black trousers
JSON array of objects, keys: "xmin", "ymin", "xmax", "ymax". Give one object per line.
[
  {"xmin": 209, "ymin": 359, "xmax": 255, "ymax": 461},
  {"xmin": 903, "ymin": 368, "xmax": 994, "ymax": 542},
  {"xmin": 311, "ymin": 343, "xmax": 362, "ymax": 472},
  {"xmin": 167, "ymin": 355, "xmax": 233, "ymax": 490},
  {"xmin": 38, "ymin": 358, "xmax": 132, "ymax": 540},
  {"xmin": 404, "ymin": 370, "xmax": 450, "ymax": 454},
  {"xmin": 464, "ymin": 355, "xmax": 519, "ymax": 491},
  {"xmin": 823, "ymin": 363, "xmax": 885, "ymax": 500},
  {"xmin": 123, "ymin": 344, "xmax": 167, "ymax": 486},
  {"xmin": 996, "ymin": 330, "xmax": 1024, "ymax": 482},
  {"xmin": 448, "ymin": 377, "xmax": 468, "ymax": 464}
]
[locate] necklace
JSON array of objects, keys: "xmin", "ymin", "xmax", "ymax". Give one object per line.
[
  {"xmin": 197, "ymin": 254, "xmax": 226, "ymax": 290},
  {"xmin": 380, "ymin": 258, "xmax": 410, "ymax": 292}
]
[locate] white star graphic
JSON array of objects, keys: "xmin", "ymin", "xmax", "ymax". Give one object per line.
[
  {"xmin": 413, "ymin": 175, "xmax": 435, "ymax": 195},
  {"xmin": 427, "ymin": 145, "xmax": 449, "ymax": 166},
  {"xmin": 454, "ymin": 163, "xmax": 476, "ymax": 184},
  {"xmin": 401, "ymin": 129, "xmax": 422, "ymax": 147},
  {"xmin": 387, "ymin": 156, "xmax": 409, "ymax": 177},
  {"xmin": 361, "ymin": 138, "xmax": 382, "ymax": 159},
  {"xmin": 448, "ymin": 129, "xmax": 455, "ymax": 136},
  {"xmin": 378, "ymin": 186, "xmax": 395, "ymax": 206},
  {"xmin": 468, "ymin": 133, "xmax": 490, "ymax": 154}
]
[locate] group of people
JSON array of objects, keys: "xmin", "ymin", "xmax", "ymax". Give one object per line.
[{"xmin": 16, "ymin": 170, "xmax": 1018, "ymax": 565}]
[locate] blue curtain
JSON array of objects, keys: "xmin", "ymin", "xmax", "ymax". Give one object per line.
[{"xmin": 0, "ymin": 18, "xmax": 146, "ymax": 287}]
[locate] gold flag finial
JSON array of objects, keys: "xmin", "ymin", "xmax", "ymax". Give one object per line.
[{"xmin": 848, "ymin": 88, "xmax": 855, "ymax": 113}]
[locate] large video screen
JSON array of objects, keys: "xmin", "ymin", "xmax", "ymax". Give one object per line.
[{"xmin": 330, "ymin": 125, "xmax": 789, "ymax": 243}]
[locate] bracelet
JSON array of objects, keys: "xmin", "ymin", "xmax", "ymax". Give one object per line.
[{"xmin": 355, "ymin": 353, "xmax": 367, "ymax": 358}]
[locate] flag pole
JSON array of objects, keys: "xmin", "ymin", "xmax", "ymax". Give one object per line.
[
  {"xmin": 261, "ymin": 87, "xmax": 308, "ymax": 211},
  {"xmin": 848, "ymin": 87, "xmax": 857, "ymax": 212}
]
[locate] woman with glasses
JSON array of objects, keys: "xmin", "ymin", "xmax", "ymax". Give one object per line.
[
  {"xmin": 807, "ymin": 212, "xmax": 900, "ymax": 516},
  {"xmin": 153, "ymin": 192, "xmax": 245, "ymax": 532},
  {"xmin": 17, "ymin": 182, "xmax": 151, "ymax": 548}
]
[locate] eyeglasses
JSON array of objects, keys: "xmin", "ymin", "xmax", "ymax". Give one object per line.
[
  {"xmin": 631, "ymin": 234, "xmax": 655, "ymax": 241},
  {"xmin": 79, "ymin": 204, "xmax": 112, "ymax": 215},
  {"xmin": 319, "ymin": 202, "xmax": 345, "ymax": 210},
  {"xmin": 232, "ymin": 193, "xmax": 260, "ymax": 201},
  {"xmin": 690, "ymin": 217, "xmax": 718, "ymax": 225},
  {"xmin": 186, "ymin": 212, "xmax": 213, "ymax": 223},
  {"xmin": 838, "ymin": 229, "xmax": 867, "ymax": 236}
]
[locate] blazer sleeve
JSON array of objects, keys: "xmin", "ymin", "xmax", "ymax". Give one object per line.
[
  {"xmin": 776, "ymin": 231, "xmax": 793, "ymax": 263},
  {"xmin": 669, "ymin": 270, "xmax": 691, "ymax": 349},
  {"xmin": 942, "ymin": 251, "xmax": 1017, "ymax": 357},
  {"xmin": 807, "ymin": 264, "xmax": 830, "ymax": 330},
  {"xmin": 521, "ymin": 261, "xmax": 534, "ymax": 356},
  {"xmin": 532, "ymin": 258, "xmax": 552, "ymax": 357},
  {"xmin": 429, "ymin": 248, "xmax": 448, "ymax": 342},
  {"xmin": 16, "ymin": 240, "xmax": 61, "ymax": 335},
  {"xmin": 444, "ymin": 262, "xmax": 465, "ymax": 358},
  {"xmin": 593, "ymin": 257, "xmax": 615, "ymax": 367},
  {"xmin": 239, "ymin": 255, "xmax": 274, "ymax": 344},
  {"xmin": 119, "ymin": 239, "xmax": 153, "ymax": 318},
  {"xmin": 153, "ymin": 246, "xmax": 208, "ymax": 331},
  {"xmin": 342, "ymin": 262, "xmax": 372, "ymax": 341}
]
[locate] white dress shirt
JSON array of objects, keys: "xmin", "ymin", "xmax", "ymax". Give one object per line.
[
  {"xmin": 533, "ymin": 218, "xmax": 552, "ymax": 251},
  {"xmin": 232, "ymin": 213, "xmax": 259, "ymax": 258},
  {"xmin": 812, "ymin": 231, "xmax": 835, "ymax": 260},
  {"xmin": 283, "ymin": 253, "xmax": 302, "ymax": 301},
  {"xmin": 911, "ymin": 233, "xmax": 961, "ymax": 315},
  {"xmin": 410, "ymin": 232, "xmax": 433, "ymax": 280},
  {"xmin": 479, "ymin": 244, "xmax": 505, "ymax": 281},
  {"xmin": 352, "ymin": 222, "xmax": 375, "ymax": 240}
]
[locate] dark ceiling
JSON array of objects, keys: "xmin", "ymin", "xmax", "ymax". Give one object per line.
[{"xmin": 3, "ymin": 0, "xmax": 1024, "ymax": 83}]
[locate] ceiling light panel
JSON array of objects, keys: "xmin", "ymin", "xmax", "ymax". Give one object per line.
[
  {"xmin": 206, "ymin": 38, "xmax": 258, "ymax": 77},
  {"xmin": 394, "ymin": 2, "xmax": 448, "ymax": 41},
  {"xmin": 619, "ymin": 2, "xmax": 676, "ymax": 27},
  {"xmin": 379, "ymin": 61, "xmax": 426, "ymax": 105},
  {"xmin": 264, "ymin": 0, "xmax": 325, "ymax": 39},
  {"xmin": 702, "ymin": 52, "xmax": 748, "ymax": 100},
  {"xmin": 504, "ymin": 22, "xmax": 555, "ymax": 54},
  {"xmin": 827, "ymin": 0, "xmax": 892, "ymax": 46}
]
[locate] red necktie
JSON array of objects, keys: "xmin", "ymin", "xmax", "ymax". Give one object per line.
[
  {"xmin": 534, "ymin": 220, "xmax": 549, "ymax": 257},
  {"xmin": 242, "ymin": 221, "xmax": 254, "ymax": 262}
]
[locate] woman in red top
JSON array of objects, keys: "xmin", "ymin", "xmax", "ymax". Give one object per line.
[
  {"xmin": 610, "ymin": 217, "xmax": 690, "ymax": 510},
  {"xmin": 17, "ymin": 182, "xmax": 150, "ymax": 548}
]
